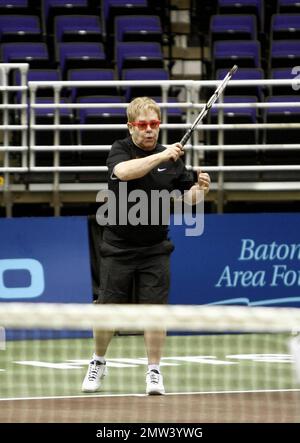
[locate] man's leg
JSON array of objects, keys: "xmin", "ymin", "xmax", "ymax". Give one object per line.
[
  {"xmin": 138, "ymin": 244, "xmax": 173, "ymax": 395},
  {"xmin": 82, "ymin": 247, "xmax": 134, "ymax": 393},
  {"xmin": 144, "ymin": 330, "xmax": 166, "ymax": 395},
  {"xmin": 81, "ymin": 329, "xmax": 113, "ymax": 393},
  {"xmin": 144, "ymin": 330, "xmax": 166, "ymax": 365},
  {"xmin": 94, "ymin": 329, "xmax": 114, "ymax": 355}
]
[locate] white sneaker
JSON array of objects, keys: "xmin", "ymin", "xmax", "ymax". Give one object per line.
[
  {"xmin": 81, "ymin": 360, "xmax": 107, "ymax": 392},
  {"xmin": 146, "ymin": 369, "xmax": 165, "ymax": 395}
]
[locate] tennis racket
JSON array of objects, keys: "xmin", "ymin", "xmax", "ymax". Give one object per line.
[{"xmin": 180, "ymin": 65, "xmax": 238, "ymax": 147}]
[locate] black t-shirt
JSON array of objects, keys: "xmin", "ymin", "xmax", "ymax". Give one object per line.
[{"xmin": 102, "ymin": 136, "xmax": 194, "ymax": 247}]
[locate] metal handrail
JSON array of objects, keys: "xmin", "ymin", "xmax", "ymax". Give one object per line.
[{"xmin": 1, "ymin": 70, "xmax": 300, "ymax": 216}]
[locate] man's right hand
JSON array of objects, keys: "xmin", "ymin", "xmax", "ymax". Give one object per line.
[{"xmin": 160, "ymin": 143, "xmax": 184, "ymax": 162}]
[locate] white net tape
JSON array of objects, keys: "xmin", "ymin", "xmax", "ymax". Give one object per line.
[
  {"xmin": 0, "ymin": 303, "xmax": 300, "ymax": 332},
  {"xmin": 1, "ymin": 303, "xmax": 300, "ymax": 424}
]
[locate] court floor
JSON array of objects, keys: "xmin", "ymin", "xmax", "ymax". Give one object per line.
[{"xmin": 0, "ymin": 334, "xmax": 299, "ymax": 422}]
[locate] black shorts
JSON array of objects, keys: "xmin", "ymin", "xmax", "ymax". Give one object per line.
[{"xmin": 96, "ymin": 239, "xmax": 174, "ymax": 304}]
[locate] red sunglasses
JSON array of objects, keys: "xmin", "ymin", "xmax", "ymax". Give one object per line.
[{"xmin": 129, "ymin": 119, "xmax": 161, "ymax": 130}]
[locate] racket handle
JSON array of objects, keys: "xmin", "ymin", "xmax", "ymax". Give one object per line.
[{"xmin": 180, "ymin": 128, "xmax": 193, "ymax": 147}]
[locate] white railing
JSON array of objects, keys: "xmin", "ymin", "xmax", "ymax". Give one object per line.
[
  {"xmin": 28, "ymin": 78, "xmax": 300, "ymax": 164},
  {"xmin": 0, "ymin": 64, "xmax": 28, "ymax": 172},
  {"xmin": 1, "ymin": 64, "xmax": 300, "ymax": 215},
  {"xmin": 0, "ymin": 64, "xmax": 29, "ymax": 215}
]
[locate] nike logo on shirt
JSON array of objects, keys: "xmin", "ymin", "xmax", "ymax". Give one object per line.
[{"xmin": 157, "ymin": 168, "xmax": 167, "ymax": 172}]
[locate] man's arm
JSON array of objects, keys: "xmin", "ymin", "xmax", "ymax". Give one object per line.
[{"xmin": 114, "ymin": 143, "xmax": 184, "ymax": 181}]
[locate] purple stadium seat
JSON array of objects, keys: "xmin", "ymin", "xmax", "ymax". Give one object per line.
[
  {"xmin": 77, "ymin": 95, "xmax": 126, "ymax": 124},
  {"xmin": 76, "ymin": 96, "xmax": 127, "ymax": 163},
  {"xmin": 0, "ymin": 0, "xmax": 29, "ymax": 12},
  {"xmin": 217, "ymin": 0, "xmax": 263, "ymax": 29},
  {"xmin": 211, "ymin": 95, "xmax": 258, "ymax": 122},
  {"xmin": 57, "ymin": 42, "xmax": 107, "ymax": 76},
  {"xmin": 42, "ymin": 0, "xmax": 90, "ymax": 34},
  {"xmin": 270, "ymin": 39, "xmax": 300, "ymax": 68},
  {"xmin": 1, "ymin": 42, "xmax": 50, "ymax": 68},
  {"xmin": 103, "ymin": 0, "xmax": 148, "ymax": 25},
  {"xmin": 116, "ymin": 42, "xmax": 163, "ymax": 76},
  {"xmin": 32, "ymin": 96, "xmax": 77, "ymax": 169},
  {"xmin": 265, "ymin": 95, "xmax": 300, "ymax": 118},
  {"xmin": 115, "ymin": 15, "xmax": 162, "ymax": 42},
  {"xmin": 103, "ymin": 0, "xmax": 150, "ymax": 57},
  {"xmin": 14, "ymin": 69, "xmax": 60, "ymax": 102},
  {"xmin": 278, "ymin": 0, "xmax": 300, "ymax": 13},
  {"xmin": 208, "ymin": 95, "xmax": 259, "ymax": 167},
  {"xmin": 33, "ymin": 96, "xmax": 73, "ymax": 119},
  {"xmin": 216, "ymin": 67, "xmax": 264, "ymax": 99},
  {"xmin": 271, "ymin": 14, "xmax": 300, "ymax": 40},
  {"xmin": 263, "ymin": 95, "xmax": 300, "ymax": 166},
  {"xmin": 150, "ymin": 95, "xmax": 184, "ymax": 143},
  {"xmin": 28, "ymin": 69, "xmax": 61, "ymax": 96},
  {"xmin": 213, "ymin": 40, "xmax": 261, "ymax": 72},
  {"xmin": 210, "ymin": 14, "xmax": 257, "ymax": 43},
  {"xmin": 264, "ymin": 95, "xmax": 300, "ymax": 143},
  {"xmin": 67, "ymin": 68, "xmax": 118, "ymax": 99},
  {"xmin": 0, "ymin": 15, "xmax": 41, "ymax": 42},
  {"xmin": 271, "ymin": 67, "xmax": 298, "ymax": 95},
  {"xmin": 54, "ymin": 15, "xmax": 103, "ymax": 42},
  {"xmin": 104, "ymin": 0, "xmax": 148, "ymax": 18},
  {"xmin": 122, "ymin": 67, "xmax": 168, "ymax": 101},
  {"xmin": 27, "ymin": 68, "xmax": 60, "ymax": 81},
  {"xmin": 210, "ymin": 95, "xmax": 258, "ymax": 141}
]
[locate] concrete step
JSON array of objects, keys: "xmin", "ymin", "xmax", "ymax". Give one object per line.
[
  {"xmin": 170, "ymin": 9, "xmax": 190, "ymax": 34},
  {"xmin": 171, "ymin": 0, "xmax": 191, "ymax": 9}
]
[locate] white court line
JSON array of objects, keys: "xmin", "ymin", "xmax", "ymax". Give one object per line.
[{"xmin": 1, "ymin": 388, "xmax": 300, "ymax": 402}]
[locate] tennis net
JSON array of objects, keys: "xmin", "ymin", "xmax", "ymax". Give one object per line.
[{"xmin": 0, "ymin": 302, "xmax": 300, "ymax": 424}]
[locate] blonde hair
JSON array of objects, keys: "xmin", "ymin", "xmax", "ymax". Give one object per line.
[{"xmin": 127, "ymin": 97, "xmax": 161, "ymax": 122}]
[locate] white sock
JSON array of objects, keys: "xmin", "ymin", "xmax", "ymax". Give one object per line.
[
  {"xmin": 148, "ymin": 364, "xmax": 160, "ymax": 373},
  {"xmin": 93, "ymin": 353, "xmax": 106, "ymax": 364}
]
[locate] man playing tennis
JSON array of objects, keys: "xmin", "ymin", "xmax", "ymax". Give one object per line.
[{"xmin": 82, "ymin": 97, "xmax": 210, "ymax": 395}]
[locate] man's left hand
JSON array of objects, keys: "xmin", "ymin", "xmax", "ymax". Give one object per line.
[{"xmin": 197, "ymin": 170, "xmax": 211, "ymax": 194}]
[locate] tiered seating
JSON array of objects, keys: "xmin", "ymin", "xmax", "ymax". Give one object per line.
[
  {"xmin": 201, "ymin": 0, "xmax": 300, "ymax": 177},
  {"xmin": 3, "ymin": 0, "xmax": 299, "ymax": 184}
]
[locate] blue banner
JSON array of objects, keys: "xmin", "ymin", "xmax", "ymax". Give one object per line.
[
  {"xmin": 0, "ymin": 216, "xmax": 92, "ymax": 303},
  {"xmin": 169, "ymin": 213, "xmax": 300, "ymax": 307},
  {"xmin": 1, "ymin": 213, "xmax": 299, "ymax": 309}
]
